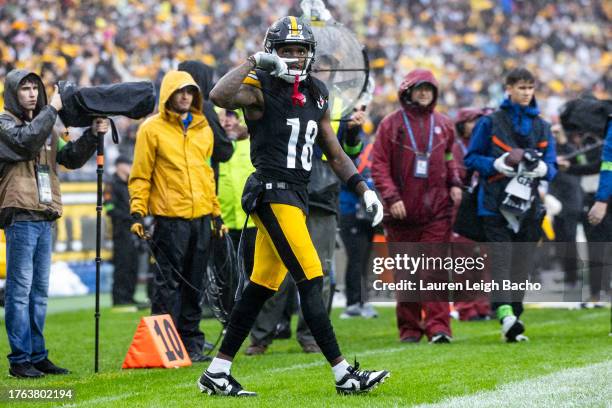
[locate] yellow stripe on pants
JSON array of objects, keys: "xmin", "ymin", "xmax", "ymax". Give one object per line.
[{"xmin": 250, "ymin": 203, "xmax": 323, "ymax": 291}]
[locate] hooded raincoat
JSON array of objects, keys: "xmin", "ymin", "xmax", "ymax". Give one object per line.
[
  {"xmin": 371, "ymin": 69, "xmax": 461, "ymax": 227},
  {"xmin": 129, "ymin": 70, "xmax": 221, "ymax": 219},
  {"xmin": 452, "ymin": 108, "xmax": 489, "ymax": 183}
]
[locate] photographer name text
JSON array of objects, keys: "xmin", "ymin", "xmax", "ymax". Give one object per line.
[{"xmin": 373, "ymin": 279, "xmax": 542, "ymax": 292}]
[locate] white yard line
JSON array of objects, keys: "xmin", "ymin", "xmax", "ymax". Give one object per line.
[
  {"xmin": 417, "ymin": 360, "xmax": 612, "ymax": 408},
  {"xmin": 65, "ymin": 358, "xmax": 612, "ymax": 407},
  {"xmin": 61, "ymin": 311, "xmax": 608, "ymax": 407}
]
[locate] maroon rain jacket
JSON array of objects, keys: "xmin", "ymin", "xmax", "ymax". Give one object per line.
[
  {"xmin": 372, "ymin": 69, "xmax": 462, "ymax": 226},
  {"xmin": 452, "ymin": 107, "xmax": 489, "ymax": 183}
]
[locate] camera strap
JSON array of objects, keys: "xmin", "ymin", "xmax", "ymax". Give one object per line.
[
  {"xmin": 400, "ymin": 111, "xmax": 435, "ymax": 179},
  {"xmin": 109, "ymin": 118, "xmax": 119, "ymax": 144}
]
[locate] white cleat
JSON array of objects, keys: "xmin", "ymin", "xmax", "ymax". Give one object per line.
[
  {"xmin": 335, "ymin": 361, "xmax": 390, "ymax": 395},
  {"xmin": 198, "ymin": 370, "xmax": 257, "ymax": 397},
  {"xmin": 501, "ymin": 315, "xmax": 525, "ymax": 342}
]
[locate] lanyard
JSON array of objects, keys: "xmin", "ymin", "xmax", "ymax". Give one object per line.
[
  {"xmin": 357, "ymin": 143, "xmax": 373, "ymax": 174},
  {"xmin": 456, "ymin": 138, "xmax": 468, "ymax": 155},
  {"xmin": 401, "ymin": 111, "xmax": 434, "ymax": 156}
]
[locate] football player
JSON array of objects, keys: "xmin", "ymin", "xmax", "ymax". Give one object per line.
[{"xmin": 197, "ymin": 16, "xmax": 389, "ymax": 397}]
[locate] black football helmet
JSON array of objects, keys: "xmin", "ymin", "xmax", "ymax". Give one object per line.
[{"xmin": 263, "ymin": 16, "xmax": 316, "ymax": 82}]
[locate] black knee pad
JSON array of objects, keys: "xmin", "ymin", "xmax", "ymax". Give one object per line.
[
  {"xmin": 219, "ymin": 282, "xmax": 275, "ymax": 357},
  {"xmin": 297, "ymin": 277, "xmax": 341, "ymax": 362}
]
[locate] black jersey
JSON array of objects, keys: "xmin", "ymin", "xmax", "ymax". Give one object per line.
[{"xmin": 244, "ymin": 69, "xmax": 329, "ymax": 187}]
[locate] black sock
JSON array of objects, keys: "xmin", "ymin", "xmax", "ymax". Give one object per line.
[
  {"xmin": 219, "ymin": 282, "xmax": 275, "ymax": 358},
  {"xmin": 297, "ymin": 276, "xmax": 342, "ymax": 363}
]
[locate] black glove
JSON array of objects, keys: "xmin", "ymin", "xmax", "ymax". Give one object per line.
[{"xmin": 212, "ymin": 216, "xmax": 228, "ymax": 237}]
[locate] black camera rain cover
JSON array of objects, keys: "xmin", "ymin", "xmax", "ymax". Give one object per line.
[
  {"xmin": 58, "ymin": 80, "xmax": 156, "ymax": 128},
  {"xmin": 560, "ymin": 95, "xmax": 612, "ymax": 137}
]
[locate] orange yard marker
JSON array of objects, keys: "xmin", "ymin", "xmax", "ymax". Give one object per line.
[{"xmin": 122, "ymin": 315, "xmax": 192, "ymax": 369}]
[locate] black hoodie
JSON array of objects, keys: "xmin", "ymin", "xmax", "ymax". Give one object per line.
[
  {"xmin": 0, "ymin": 69, "xmax": 98, "ymax": 167},
  {"xmin": 0, "ymin": 69, "xmax": 57, "ymax": 162},
  {"xmin": 0, "ymin": 69, "xmax": 98, "ymax": 226},
  {"xmin": 178, "ymin": 60, "xmax": 233, "ymax": 165}
]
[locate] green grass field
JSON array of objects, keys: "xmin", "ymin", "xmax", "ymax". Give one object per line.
[{"xmin": 0, "ymin": 302, "xmax": 610, "ymax": 407}]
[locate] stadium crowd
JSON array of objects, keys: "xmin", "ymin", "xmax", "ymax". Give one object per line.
[{"xmin": 1, "ymin": 0, "xmax": 610, "ymax": 130}]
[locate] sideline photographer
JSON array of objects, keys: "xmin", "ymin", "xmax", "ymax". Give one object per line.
[
  {"xmin": 464, "ymin": 68, "xmax": 557, "ymax": 343},
  {"xmin": 0, "ymin": 69, "xmax": 108, "ymax": 378}
]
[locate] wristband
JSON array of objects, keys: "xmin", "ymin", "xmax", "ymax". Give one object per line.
[{"xmin": 346, "ymin": 173, "xmax": 365, "ymax": 194}]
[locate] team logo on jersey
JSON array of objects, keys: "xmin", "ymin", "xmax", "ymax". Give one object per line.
[{"xmin": 316, "ymin": 95, "xmax": 327, "ymax": 110}]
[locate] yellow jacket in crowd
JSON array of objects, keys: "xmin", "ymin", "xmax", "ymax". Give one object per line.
[{"xmin": 129, "ymin": 70, "xmax": 221, "ymax": 219}]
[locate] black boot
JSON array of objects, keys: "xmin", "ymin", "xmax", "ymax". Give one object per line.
[
  {"xmin": 33, "ymin": 358, "xmax": 70, "ymax": 375},
  {"xmin": 9, "ymin": 362, "xmax": 44, "ymax": 378}
]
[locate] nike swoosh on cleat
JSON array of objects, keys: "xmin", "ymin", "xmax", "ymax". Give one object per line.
[
  {"xmin": 201, "ymin": 376, "xmax": 229, "ymax": 392},
  {"xmin": 216, "ymin": 382, "xmax": 228, "ymax": 391},
  {"xmin": 338, "ymin": 378, "xmax": 360, "ymax": 389}
]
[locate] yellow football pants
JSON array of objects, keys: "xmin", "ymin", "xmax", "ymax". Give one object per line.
[{"xmin": 250, "ymin": 203, "xmax": 323, "ymax": 291}]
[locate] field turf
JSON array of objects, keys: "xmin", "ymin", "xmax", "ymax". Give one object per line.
[{"xmin": 0, "ymin": 301, "xmax": 610, "ymax": 407}]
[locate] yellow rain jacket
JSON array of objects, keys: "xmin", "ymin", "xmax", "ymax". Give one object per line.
[{"xmin": 129, "ymin": 70, "xmax": 220, "ymax": 219}]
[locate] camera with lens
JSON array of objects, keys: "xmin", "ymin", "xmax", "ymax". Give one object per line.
[
  {"xmin": 57, "ymin": 80, "xmax": 156, "ymax": 143},
  {"xmin": 521, "ymin": 148, "xmax": 541, "ymax": 172}
]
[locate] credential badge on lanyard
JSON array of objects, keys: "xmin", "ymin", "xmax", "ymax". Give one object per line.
[
  {"xmin": 36, "ymin": 164, "xmax": 53, "ymax": 204},
  {"xmin": 401, "ymin": 111, "xmax": 434, "ymax": 179},
  {"xmin": 36, "ymin": 135, "xmax": 54, "ymax": 204}
]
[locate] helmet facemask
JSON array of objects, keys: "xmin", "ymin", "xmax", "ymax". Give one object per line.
[
  {"xmin": 263, "ymin": 17, "xmax": 316, "ymax": 83},
  {"xmin": 271, "ymin": 45, "xmax": 315, "ymax": 83}
]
